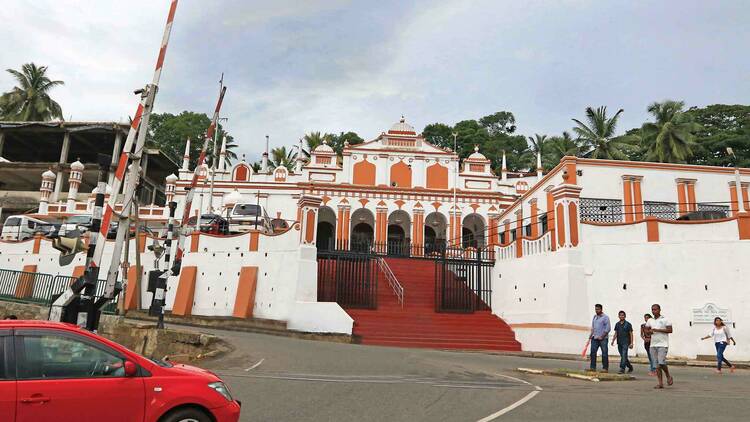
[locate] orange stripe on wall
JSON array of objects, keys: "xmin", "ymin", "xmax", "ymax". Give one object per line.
[
  {"xmin": 232, "ymin": 266, "xmax": 258, "ymax": 318},
  {"xmin": 32, "ymin": 234, "xmax": 42, "ymax": 254},
  {"xmin": 190, "ymin": 232, "xmax": 200, "ymax": 252},
  {"xmin": 730, "ymin": 184, "xmax": 740, "ymax": 216},
  {"xmin": 72, "ymin": 265, "xmax": 86, "ymax": 280},
  {"xmin": 530, "ymin": 202, "xmax": 539, "ymax": 237},
  {"xmin": 249, "ymin": 231, "xmax": 259, "ymax": 251},
  {"xmin": 646, "ymin": 217, "xmax": 659, "ymax": 242},
  {"xmin": 172, "ymin": 266, "xmax": 197, "ymax": 316},
  {"xmin": 546, "ymin": 191, "xmax": 556, "ymax": 251},
  {"xmin": 556, "ymin": 203, "xmax": 566, "ymax": 247},
  {"xmin": 15, "ymin": 264, "xmax": 38, "ymax": 298},
  {"xmin": 686, "ymin": 183, "xmax": 697, "ymax": 212},
  {"xmin": 569, "ymin": 202, "xmax": 579, "ymax": 247},
  {"xmin": 123, "ymin": 265, "xmax": 141, "ymax": 311}
]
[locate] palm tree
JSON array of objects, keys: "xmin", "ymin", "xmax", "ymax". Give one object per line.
[
  {"xmin": 0, "ymin": 63, "xmax": 64, "ymax": 121},
  {"xmin": 545, "ymin": 131, "xmax": 581, "ymax": 166},
  {"xmin": 572, "ymin": 106, "xmax": 637, "ymax": 160},
  {"xmin": 302, "ymin": 131, "xmax": 332, "ymax": 158},
  {"xmin": 270, "ymin": 146, "xmax": 295, "ymax": 170},
  {"xmin": 640, "ymin": 100, "xmax": 701, "ymax": 163},
  {"xmin": 527, "ymin": 133, "xmax": 547, "ymax": 155}
]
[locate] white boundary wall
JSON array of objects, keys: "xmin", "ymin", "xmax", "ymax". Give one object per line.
[{"xmin": 493, "ymin": 220, "xmax": 750, "ymax": 360}]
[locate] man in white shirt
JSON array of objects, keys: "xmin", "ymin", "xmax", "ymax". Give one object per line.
[{"xmin": 644, "ymin": 304, "xmax": 673, "ymax": 388}]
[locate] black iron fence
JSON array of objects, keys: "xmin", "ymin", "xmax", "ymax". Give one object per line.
[
  {"xmin": 434, "ymin": 245, "xmax": 493, "ymax": 313},
  {"xmin": 321, "ymin": 239, "xmax": 455, "ymax": 259},
  {"xmin": 317, "ymin": 249, "xmax": 378, "ymax": 309},
  {"xmin": 0, "ymin": 269, "xmax": 119, "ymax": 314}
]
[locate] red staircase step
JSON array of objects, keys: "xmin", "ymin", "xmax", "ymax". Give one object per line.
[{"xmin": 340, "ymin": 256, "xmax": 521, "ymax": 352}]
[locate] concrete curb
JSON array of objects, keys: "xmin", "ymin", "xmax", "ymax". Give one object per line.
[{"xmin": 517, "ymin": 367, "xmax": 635, "ymax": 382}]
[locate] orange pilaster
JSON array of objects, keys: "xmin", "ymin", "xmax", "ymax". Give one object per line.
[
  {"xmin": 232, "ymin": 266, "xmax": 258, "ymax": 318},
  {"xmin": 623, "ymin": 178, "xmax": 634, "ymax": 223},
  {"xmin": 15, "ymin": 264, "xmax": 38, "ymax": 298},
  {"xmin": 515, "ymin": 210, "xmax": 523, "ymax": 258},
  {"xmin": 172, "ymin": 266, "xmax": 197, "ymax": 316},
  {"xmin": 677, "ymin": 182, "xmax": 688, "ymax": 216},
  {"xmin": 646, "ymin": 217, "xmax": 660, "ymax": 242},
  {"xmin": 633, "ymin": 178, "xmax": 644, "ymax": 221},
  {"xmin": 686, "ymin": 182, "xmax": 697, "ymax": 212},
  {"xmin": 529, "ymin": 200, "xmax": 539, "ymax": 238},
  {"xmin": 123, "ymin": 265, "xmax": 141, "ymax": 311},
  {"xmin": 546, "ymin": 190, "xmax": 556, "ymax": 251}
]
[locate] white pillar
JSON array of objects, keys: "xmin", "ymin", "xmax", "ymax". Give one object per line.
[
  {"xmin": 218, "ymin": 135, "xmax": 227, "ymax": 171},
  {"xmin": 52, "ymin": 131, "xmax": 71, "ymax": 202},
  {"xmin": 501, "ymin": 151, "xmax": 507, "ymax": 181},
  {"xmin": 182, "ymin": 137, "xmax": 191, "ymax": 170},
  {"xmin": 536, "ymin": 151, "xmax": 543, "ymax": 179},
  {"xmin": 66, "ymin": 159, "xmax": 84, "ymax": 212}
]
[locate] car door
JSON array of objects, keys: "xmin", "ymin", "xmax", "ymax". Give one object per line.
[
  {"xmin": 0, "ymin": 329, "xmax": 16, "ymax": 422},
  {"xmin": 14, "ymin": 329, "xmax": 145, "ymax": 422}
]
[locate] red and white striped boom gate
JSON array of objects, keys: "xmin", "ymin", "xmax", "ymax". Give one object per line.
[
  {"xmin": 49, "ymin": 0, "xmax": 179, "ymax": 330},
  {"xmin": 171, "ymin": 84, "xmax": 227, "ymax": 275}
]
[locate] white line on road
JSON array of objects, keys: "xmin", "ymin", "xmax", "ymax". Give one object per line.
[
  {"xmin": 475, "ymin": 374, "xmax": 543, "ymax": 422},
  {"xmin": 245, "ymin": 358, "xmax": 265, "ymax": 371}
]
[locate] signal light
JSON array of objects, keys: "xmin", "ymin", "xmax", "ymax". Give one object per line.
[{"xmin": 52, "ymin": 231, "xmax": 88, "ymax": 266}]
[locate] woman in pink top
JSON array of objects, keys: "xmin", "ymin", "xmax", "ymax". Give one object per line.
[{"xmin": 701, "ymin": 317, "xmax": 736, "ymax": 373}]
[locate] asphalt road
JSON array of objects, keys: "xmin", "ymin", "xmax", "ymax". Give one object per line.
[{"xmin": 185, "ymin": 327, "xmax": 749, "ymax": 422}]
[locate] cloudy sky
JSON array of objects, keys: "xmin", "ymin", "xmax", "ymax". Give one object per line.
[{"xmin": 2, "ymin": 0, "xmax": 749, "ymax": 162}]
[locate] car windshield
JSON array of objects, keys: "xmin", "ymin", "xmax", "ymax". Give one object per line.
[
  {"xmin": 232, "ymin": 204, "xmax": 261, "ymax": 216},
  {"xmin": 200, "ymin": 215, "xmax": 219, "ymax": 224},
  {"xmin": 4, "ymin": 217, "xmax": 20, "ymax": 227},
  {"xmin": 68, "ymin": 216, "xmax": 91, "ymax": 224}
]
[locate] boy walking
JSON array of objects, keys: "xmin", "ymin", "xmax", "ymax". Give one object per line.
[
  {"xmin": 589, "ymin": 304, "xmax": 611, "ymax": 372},
  {"xmin": 645, "ymin": 304, "xmax": 673, "ymax": 388},
  {"xmin": 641, "ymin": 314, "xmax": 656, "ymax": 375},
  {"xmin": 611, "ymin": 311, "xmax": 634, "ymax": 373}
]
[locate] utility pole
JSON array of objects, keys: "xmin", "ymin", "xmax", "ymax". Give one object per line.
[
  {"xmin": 728, "ymin": 147, "xmax": 745, "ymax": 213},
  {"xmin": 452, "ymin": 132, "xmax": 458, "ymax": 246},
  {"xmin": 207, "ymin": 74, "xmax": 225, "ymax": 213}
]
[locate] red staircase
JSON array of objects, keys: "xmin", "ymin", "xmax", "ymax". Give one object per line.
[{"xmin": 346, "ymin": 257, "xmax": 522, "ymax": 351}]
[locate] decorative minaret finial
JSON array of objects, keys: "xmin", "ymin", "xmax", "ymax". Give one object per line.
[
  {"xmin": 182, "ymin": 137, "xmax": 191, "ymax": 170},
  {"xmin": 218, "ymin": 135, "xmax": 227, "ymax": 171},
  {"xmin": 501, "ymin": 150, "xmax": 507, "ymax": 181},
  {"xmin": 474, "ymin": 145, "xmax": 479, "ymax": 153},
  {"xmin": 536, "ymin": 151, "xmax": 543, "ymax": 179},
  {"xmin": 294, "ymin": 137, "xmax": 304, "ymax": 174},
  {"xmin": 261, "ymin": 135, "xmax": 269, "ymax": 174},
  {"xmin": 67, "ymin": 158, "xmax": 84, "ymax": 212},
  {"xmin": 39, "ymin": 168, "xmax": 56, "ymax": 215}
]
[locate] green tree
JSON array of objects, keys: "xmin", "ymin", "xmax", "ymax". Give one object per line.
[
  {"xmin": 479, "ymin": 111, "xmax": 516, "ymax": 135},
  {"xmin": 640, "ymin": 100, "xmax": 700, "ymax": 163},
  {"xmin": 544, "ymin": 131, "xmax": 580, "ymax": 169},
  {"xmin": 686, "ymin": 104, "xmax": 750, "ymax": 167},
  {"xmin": 301, "ymin": 131, "xmax": 333, "ymax": 158},
  {"xmin": 329, "ymin": 131, "xmax": 364, "ymax": 156},
  {"xmin": 270, "ymin": 146, "xmax": 295, "ymax": 170},
  {"xmin": 147, "ymin": 111, "xmax": 237, "ymax": 168},
  {"xmin": 572, "ymin": 106, "xmax": 637, "ymax": 159},
  {"xmin": 422, "ymin": 123, "xmax": 455, "ymax": 150},
  {"xmin": 0, "ymin": 63, "xmax": 64, "ymax": 121}
]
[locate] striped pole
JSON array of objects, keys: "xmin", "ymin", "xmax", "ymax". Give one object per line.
[
  {"xmin": 172, "ymin": 84, "xmax": 227, "ymax": 272},
  {"xmin": 155, "ymin": 200, "xmax": 178, "ymax": 328},
  {"xmin": 96, "ymin": 1, "xmax": 178, "ymax": 296}
]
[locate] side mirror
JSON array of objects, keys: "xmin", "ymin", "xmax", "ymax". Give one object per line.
[{"xmin": 124, "ymin": 360, "xmax": 138, "ymax": 377}]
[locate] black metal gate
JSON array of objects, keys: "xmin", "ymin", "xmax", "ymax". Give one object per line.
[
  {"xmin": 435, "ymin": 246, "xmax": 493, "ymax": 313},
  {"xmin": 317, "ymin": 249, "xmax": 378, "ymax": 309}
]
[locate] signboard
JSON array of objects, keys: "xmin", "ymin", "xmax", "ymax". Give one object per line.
[{"xmin": 692, "ymin": 303, "xmax": 731, "ymax": 324}]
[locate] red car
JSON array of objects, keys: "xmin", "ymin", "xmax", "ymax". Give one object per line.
[{"xmin": 0, "ymin": 320, "xmax": 241, "ymax": 422}]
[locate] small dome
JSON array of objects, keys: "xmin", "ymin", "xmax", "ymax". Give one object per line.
[
  {"xmin": 70, "ymin": 159, "xmax": 84, "ymax": 171},
  {"xmin": 467, "ymin": 145, "xmax": 487, "ymax": 161},
  {"xmin": 387, "ymin": 116, "xmax": 416, "ymax": 135},
  {"xmin": 313, "ymin": 139, "xmax": 334, "ymax": 154},
  {"xmin": 165, "ymin": 173, "xmax": 178, "ymax": 183},
  {"xmin": 224, "ymin": 189, "xmax": 242, "ymax": 206},
  {"xmin": 42, "ymin": 169, "xmax": 56, "ymax": 179}
]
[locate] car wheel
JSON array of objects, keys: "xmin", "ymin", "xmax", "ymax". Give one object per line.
[{"xmin": 160, "ymin": 407, "xmax": 212, "ymax": 422}]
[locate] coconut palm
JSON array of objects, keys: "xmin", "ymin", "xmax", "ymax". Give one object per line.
[
  {"xmin": 270, "ymin": 146, "xmax": 295, "ymax": 170},
  {"xmin": 572, "ymin": 106, "xmax": 638, "ymax": 160},
  {"xmin": 545, "ymin": 131, "xmax": 581, "ymax": 166},
  {"xmin": 640, "ymin": 100, "xmax": 701, "ymax": 163},
  {"xmin": 302, "ymin": 131, "xmax": 333, "ymax": 158},
  {"xmin": 527, "ymin": 133, "xmax": 547, "ymax": 155},
  {"xmin": 0, "ymin": 63, "xmax": 64, "ymax": 121}
]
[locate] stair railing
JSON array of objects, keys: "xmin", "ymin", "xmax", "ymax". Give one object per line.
[{"xmin": 376, "ymin": 257, "xmax": 404, "ymax": 307}]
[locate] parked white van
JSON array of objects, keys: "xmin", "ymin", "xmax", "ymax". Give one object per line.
[
  {"xmin": 228, "ymin": 203, "xmax": 273, "ymax": 234},
  {"xmin": 1, "ymin": 215, "xmax": 48, "ymax": 241}
]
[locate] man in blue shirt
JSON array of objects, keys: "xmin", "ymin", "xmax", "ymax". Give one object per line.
[
  {"xmin": 589, "ymin": 304, "xmax": 611, "ymax": 372},
  {"xmin": 611, "ymin": 310, "xmax": 634, "ymax": 374}
]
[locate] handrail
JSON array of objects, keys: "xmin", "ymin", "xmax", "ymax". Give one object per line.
[{"xmin": 376, "ymin": 258, "xmax": 404, "ymax": 307}]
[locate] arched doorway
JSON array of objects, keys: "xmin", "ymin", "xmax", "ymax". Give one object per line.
[
  {"xmin": 316, "ymin": 206, "xmax": 337, "ymax": 250},
  {"xmin": 424, "ymin": 212, "xmax": 447, "ymax": 255},
  {"xmin": 387, "ymin": 210, "xmax": 410, "ymax": 256},
  {"xmin": 462, "ymin": 213, "xmax": 486, "ymax": 249},
  {"xmin": 350, "ymin": 208, "xmax": 375, "ymax": 252}
]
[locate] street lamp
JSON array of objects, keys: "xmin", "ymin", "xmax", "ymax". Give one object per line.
[{"xmin": 727, "ymin": 147, "xmax": 745, "ymax": 213}]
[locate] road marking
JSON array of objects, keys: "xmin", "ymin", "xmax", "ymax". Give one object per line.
[
  {"xmin": 245, "ymin": 358, "xmax": 264, "ymax": 371},
  {"xmin": 474, "ymin": 374, "xmax": 543, "ymax": 422}
]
